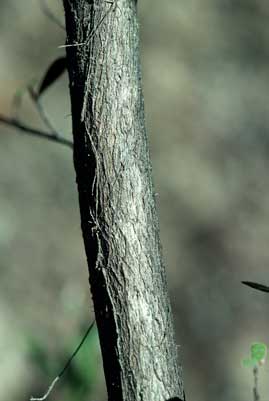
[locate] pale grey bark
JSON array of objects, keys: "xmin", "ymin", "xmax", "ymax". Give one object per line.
[{"xmin": 62, "ymin": 1, "xmax": 185, "ymax": 401}]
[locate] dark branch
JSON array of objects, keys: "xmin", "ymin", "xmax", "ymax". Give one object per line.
[{"xmin": 0, "ymin": 114, "xmax": 73, "ymax": 149}]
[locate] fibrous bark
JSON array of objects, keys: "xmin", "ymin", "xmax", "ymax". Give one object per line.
[{"xmin": 62, "ymin": 1, "xmax": 185, "ymax": 401}]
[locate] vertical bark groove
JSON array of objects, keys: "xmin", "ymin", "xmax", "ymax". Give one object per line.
[{"xmin": 62, "ymin": 1, "xmax": 185, "ymax": 400}]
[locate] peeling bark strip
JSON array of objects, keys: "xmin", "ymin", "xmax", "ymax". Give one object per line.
[{"xmin": 62, "ymin": 1, "xmax": 184, "ymax": 401}]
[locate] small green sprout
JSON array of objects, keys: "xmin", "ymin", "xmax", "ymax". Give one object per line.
[{"xmin": 242, "ymin": 343, "xmax": 267, "ymax": 367}]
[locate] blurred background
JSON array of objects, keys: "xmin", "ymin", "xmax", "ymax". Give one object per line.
[{"xmin": 1, "ymin": 0, "xmax": 269, "ymax": 400}]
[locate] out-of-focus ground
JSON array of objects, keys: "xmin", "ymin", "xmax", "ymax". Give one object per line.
[{"xmin": 1, "ymin": 1, "xmax": 269, "ymax": 401}]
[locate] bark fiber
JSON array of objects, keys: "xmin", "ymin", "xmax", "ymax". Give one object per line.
[{"xmin": 62, "ymin": 1, "xmax": 184, "ymax": 401}]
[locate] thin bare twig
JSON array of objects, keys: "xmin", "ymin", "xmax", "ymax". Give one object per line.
[
  {"xmin": 0, "ymin": 114, "xmax": 73, "ymax": 149},
  {"xmin": 28, "ymin": 86, "xmax": 60, "ymax": 136},
  {"xmin": 30, "ymin": 321, "xmax": 95, "ymax": 401}
]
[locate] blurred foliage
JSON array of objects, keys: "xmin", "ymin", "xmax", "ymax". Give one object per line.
[{"xmin": 25, "ymin": 325, "xmax": 100, "ymax": 401}]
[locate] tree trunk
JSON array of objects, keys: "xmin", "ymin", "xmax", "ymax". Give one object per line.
[{"xmin": 62, "ymin": 1, "xmax": 185, "ymax": 401}]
